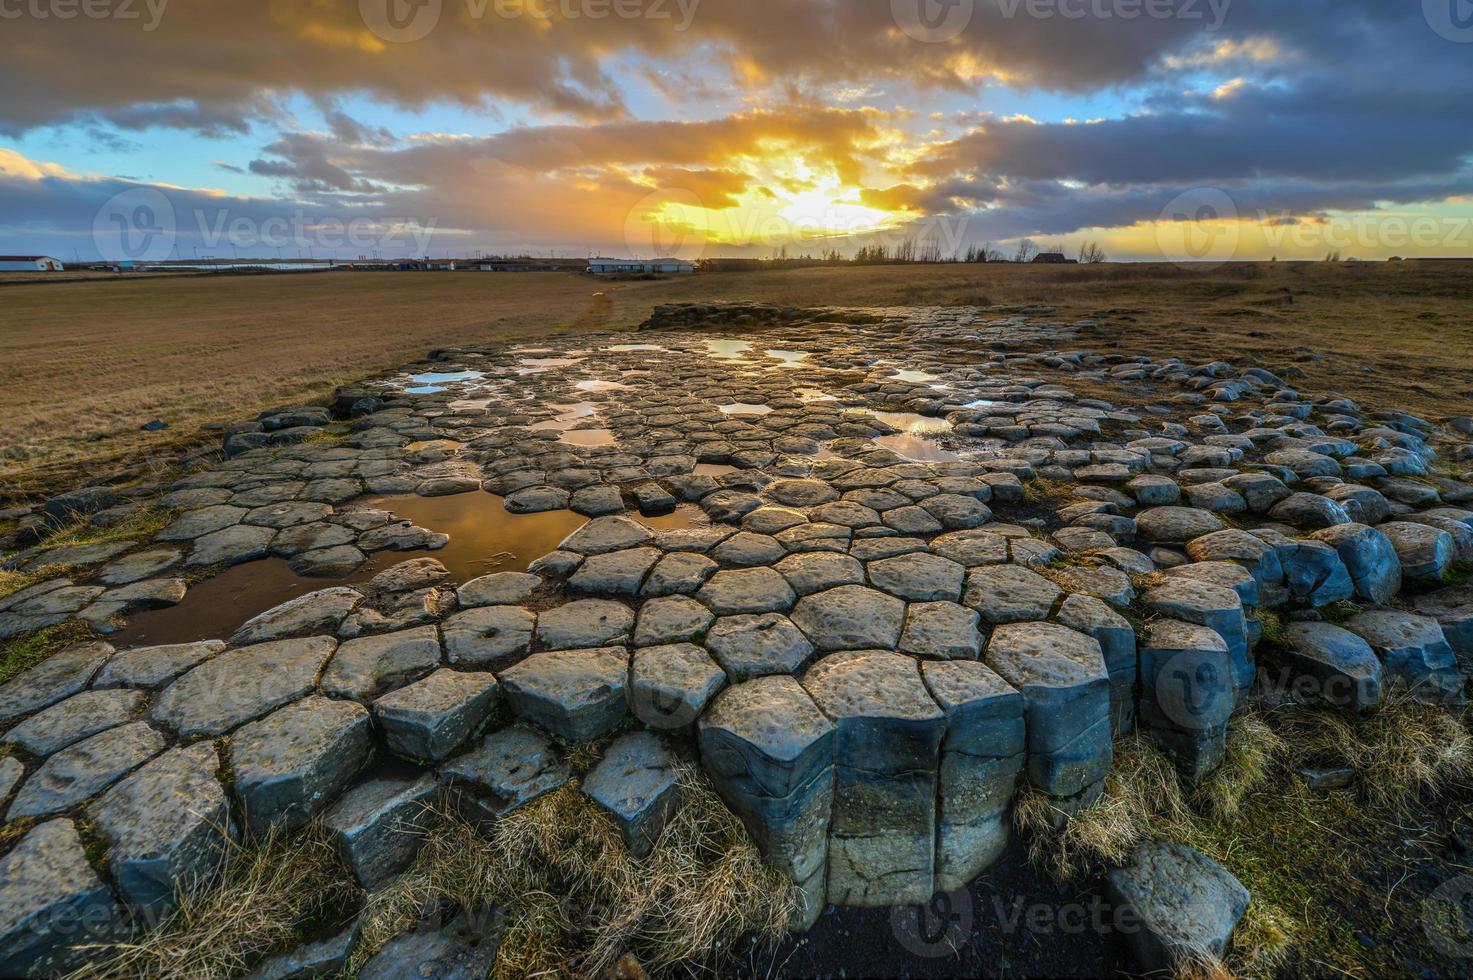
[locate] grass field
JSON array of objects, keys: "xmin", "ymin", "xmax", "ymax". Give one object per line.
[{"xmin": 2, "ymin": 260, "xmax": 1470, "ymax": 500}]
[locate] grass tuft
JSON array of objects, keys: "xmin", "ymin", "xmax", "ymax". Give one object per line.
[
  {"xmin": 34, "ymin": 506, "xmax": 175, "ymax": 554},
  {"xmin": 65, "ymin": 827, "xmax": 354, "ymax": 980},
  {"xmin": 0, "ymin": 621, "xmax": 99, "ymax": 686},
  {"xmin": 357, "ymin": 769, "xmax": 797, "ymax": 979}
]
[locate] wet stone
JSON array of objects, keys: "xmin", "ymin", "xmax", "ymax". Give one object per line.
[
  {"xmin": 231, "ymin": 696, "xmax": 373, "ymax": 836},
  {"xmin": 374, "ymin": 668, "xmax": 500, "ymax": 762},
  {"xmin": 152, "ymin": 636, "xmax": 337, "ymax": 738},
  {"xmin": 584, "ymin": 731, "xmax": 682, "ymax": 858},
  {"xmin": 8, "ymin": 722, "xmax": 167, "ymax": 820},
  {"xmin": 442, "ymin": 606, "xmax": 535, "ymax": 668},
  {"xmin": 499, "ymin": 647, "xmax": 629, "ymax": 741},
  {"xmin": 89, "ymin": 742, "xmax": 230, "ymax": 914},
  {"xmin": 324, "ymin": 773, "xmax": 439, "ymax": 890},
  {"xmin": 630, "ymin": 643, "xmax": 726, "ymax": 729}
]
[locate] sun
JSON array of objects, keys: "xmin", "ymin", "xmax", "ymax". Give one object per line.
[{"xmin": 771, "ymin": 162, "xmax": 897, "ymax": 238}]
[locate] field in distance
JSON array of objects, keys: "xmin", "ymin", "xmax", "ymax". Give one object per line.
[{"xmin": 1, "ymin": 260, "xmax": 1469, "ymax": 499}]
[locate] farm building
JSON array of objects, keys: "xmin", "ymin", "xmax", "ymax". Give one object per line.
[
  {"xmin": 1031, "ymin": 252, "xmax": 1076, "ymax": 264},
  {"xmin": 587, "ymin": 257, "xmax": 695, "ymax": 275},
  {"xmin": 0, "ymin": 255, "xmax": 63, "ymax": 272}
]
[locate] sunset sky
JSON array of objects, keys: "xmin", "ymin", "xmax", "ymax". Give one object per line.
[{"xmin": 2, "ymin": 0, "xmax": 1471, "ymax": 262}]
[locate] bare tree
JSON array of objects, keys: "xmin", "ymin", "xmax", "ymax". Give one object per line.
[
  {"xmin": 1013, "ymin": 238, "xmax": 1039, "ymax": 263},
  {"xmin": 1078, "ymin": 241, "xmax": 1107, "ymax": 264}
]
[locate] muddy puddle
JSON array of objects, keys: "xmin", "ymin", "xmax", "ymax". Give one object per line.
[
  {"xmin": 873, "ymin": 434, "xmax": 961, "ymax": 462},
  {"xmin": 719, "ymin": 403, "xmax": 773, "ymax": 416},
  {"xmin": 558, "ymin": 429, "xmax": 618, "ymax": 448},
  {"xmin": 112, "ymin": 493, "xmax": 701, "ymax": 649}
]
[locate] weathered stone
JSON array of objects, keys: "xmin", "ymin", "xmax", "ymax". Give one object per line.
[
  {"xmin": 0, "ymin": 641, "xmax": 112, "ymax": 722},
  {"xmin": 1345, "ymin": 610, "xmax": 1464, "ymax": 704},
  {"xmin": 1378, "ymin": 521, "xmax": 1456, "ymax": 584},
  {"xmin": 630, "ymin": 643, "xmax": 726, "ymax": 729},
  {"xmin": 441, "ymin": 725, "xmax": 570, "ymax": 824},
  {"xmin": 1281, "ymin": 622, "xmax": 1383, "ymax": 713},
  {"xmin": 1143, "ymin": 579, "xmax": 1252, "ymax": 699},
  {"xmin": 322, "ymin": 626, "xmax": 442, "ymax": 701},
  {"xmin": 898, "ymin": 601, "xmax": 983, "ymax": 660},
  {"xmin": 921, "ymin": 660, "xmax": 1025, "ymax": 891},
  {"xmin": 358, "ymin": 913, "xmax": 501, "ymax": 980},
  {"xmin": 1412, "ymin": 585, "xmax": 1473, "ymax": 664},
  {"xmin": 231, "ymin": 697, "xmax": 372, "ymax": 835},
  {"xmin": 246, "ymin": 922, "xmax": 361, "ymax": 980},
  {"xmin": 867, "ymin": 552, "xmax": 965, "ymax": 602},
  {"xmin": 804, "ymin": 650, "xmax": 943, "ymax": 907},
  {"xmin": 775, "ymin": 552, "xmax": 866, "ymax": 596},
  {"xmin": 1269, "ymin": 492, "xmax": 1352, "ymax": 529},
  {"xmin": 633, "ymin": 595, "xmax": 714, "ymax": 646},
  {"xmin": 442, "ymin": 606, "xmax": 535, "ymax": 668},
  {"xmin": 1309, "ymin": 524, "xmax": 1402, "ymax": 605},
  {"xmin": 641, "ymin": 552, "xmax": 719, "ymax": 597},
  {"xmin": 458, "ymin": 572, "xmax": 540, "ymax": 607},
  {"xmin": 535, "ymin": 599, "xmax": 633, "ymax": 650},
  {"xmin": 8, "ymin": 722, "xmax": 167, "ymax": 820},
  {"xmin": 1056, "ymin": 593, "xmax": 1138, "ymax": 733},
  {"xmin": 584, "ymin": 732, "xmax": 682, "ymax": 858},
  {"xmin": 375, "ymin": 668, "xmax": 499, "ymax": 762},
  {"xmin": 370, "ymin": 557, "xmax": 450, "ymax": 594},
  {"xmin": 153, "ymin": 636, "xmax": 337, "ymax": 737},
  {"xmin": 697, "ymin": 567, "xmax": 797, "ymax": 615},
  {"xmin": 1106, "ymin": 841, "xmax": 1249, "ymax": 975},
  {"xmin": 559, "ymin": 516, "xmax": 655, "ymax": 555},
  {"xmin": 2, "ymin": 688, "xmax": 145, "ymax": 756},
  {"xmin": 1136, "ymin": 507, "xmax": 1224, "ymax": 544},
  {"xmin": 1137, "ymin": 620, "xmax": 1234, "ymax": 780},
  {"xmin": 791, "ymin": 585, "xmax": 905, "ymax": 652},
  {"xmin": 324, "ymin": 774, "xmax": 438, "ymax": 890},
  {"xmin": 962, "ymin": 565, "xmax": 1063, "ymax": 624},
  {"xmin": 499, "ymin": 647, "xmax": 629, "ymax": 741},
  {"xmin": 985, "ymin": 623, "xmax": 1111, "ymax": 798},
  {"xmin": 706, "ymin": 613, "xmax": 815, "ymax": 680},
  {"xmin": 230, "ymin": 588, "xmax": 363, "ymax": 646},
  {"xmin": 188, "ymin": 523, "xmax": 278, "ymax": 567},
  {"xmin": 0, "ymin": 820, "xmax": 127, "ymax": 978},
  {"xmin": 569, "ymin": 547, "xmax": 661, "ymax": 596},
  {"xmin": 89, "ymin": 742, "xmax": 230, "ymax": 913}
]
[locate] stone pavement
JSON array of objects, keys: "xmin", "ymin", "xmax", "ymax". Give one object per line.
[{"xmin": 1, "ymin": 302, "xmax": 1471, "ymax": 973}]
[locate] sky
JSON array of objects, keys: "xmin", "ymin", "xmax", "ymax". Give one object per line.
[{"xmin": 1, "ymin": 0, "xmax": 1471, "ymax": 262}]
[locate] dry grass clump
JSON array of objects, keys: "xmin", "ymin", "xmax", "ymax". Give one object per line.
[
  {"xmin": 66, "ymin": 828, "xmax": 353, "ymax": 980},
  {"xmin": 32, "ymin": 506, "xmax": 175, "ymax": 554},
  {"xmin": 357, "ymin": 768, "xmax": 797, "ymax": 979},
  {"xmin": 0, "ymin": 620, "xmax": 98, "ymax": 686}
]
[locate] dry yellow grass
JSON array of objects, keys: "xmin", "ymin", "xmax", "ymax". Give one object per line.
[{"xmin": 3, "ymin": 260, "xmax": 1470, "ymax": 499}]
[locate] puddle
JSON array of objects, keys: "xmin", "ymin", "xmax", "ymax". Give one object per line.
[
  {"xmin": 608, "ymin": 344, "xmax": 666, "ymax": 353},
  {"xmin": 530, "ymin": 403, "xmax": 601, "ymax": 432},
  {"xmin": 891, "ymin": 369, "xmax": 939, "ymax": 384},
  {"xmin": 518, "ymin": 357, "xmax": 584, "ymax": 375},
  {"xmin": 110, "ymin": 493, "xmax": 702, "ymax": 648},
  {"xmin": 873, "ymin": 434, "xmax": 961, "ymax": 462},
  {"xmin": 796, "ymin": 388, "xmax": 838, "ymax": 402},
  {"xmin": 449, "ymin": 399, "xmax": 493, "ymax": 411},
  {"xmin": 405, "ymin": 439, "xmax": 462, "ymax": 453},
  {"xmin": 705, "ymin": 340, "xmax": 752, "ymax": 360},
  {"xmin": 865, "ymin": 411, "xmax": 955, "ymax": 437},
  {"xmin": 410, "ymin": 371, "xmax": 485, "ymax": 385},
  {"xmin": 406, "ymin": 385, "xmax": 446, "ymax": 395},
  {"xmin": 719, "ymin": 403, "xmax": 773, "ymax": 416},
  {"xmin": 965, "ymin": 399, "xmax": 1001, "ymax": 409},
  {"xmin": 575, "ymin": 379, "xmax": 629, "ymax": 393},
  {"xmin": 695, "ymin": 463, "xmax": 741, "ymax": 477},
  {"xmin": 558, "ymin": 429, "xmax": 618, "ymax": 448},
  {"xmin": 765, "ymin": 350, "xmax": 811, "ymax": 368}
]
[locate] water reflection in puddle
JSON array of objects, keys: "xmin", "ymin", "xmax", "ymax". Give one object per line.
[
  {"xmin": 576, "ymin": 379, "xmax": 629, "ymax": 392},
  {"xmin": 891, "ymin": 369, "xmax": 939, "ymax": 384},
  {"xmin": 558, "ymin": 429, "xmax": 617, "ymax": 448},
  {"xmin": 796, "ymin": 388, "xmax": 838, "ymax": 402},
  {"xmin": 965, "ymin": 399, "xmax": 1001, "ymax": 409},
  {"xmin": 112, "ymin": 492, "xmax": 701, "ymax": 648},
  {"xmin": 705, "ymin": 340, "xmax": 751, "ymax": 360},
  {"xmin": 719, "ymin": 403, "xmax": 773, "ymax": 416},
  {"xmin": 405, "ymin": 439, "xmax": 462, "ymax": 454},
  {"xmin": 765, "ymin": 350, "xmax": 811, "ymax": 368},
  {"xmin": 410, "ymin": 371, "xmax": 485, "ymax": 385},
  {"xmin": 519, "ymin": 357, "xmax": 584, "ymax": 375},
  {"xmin": 694, "ymin": 463, "xmax": 741, "ymax": 477},
  {"xmin": 530, "ymin": 402, "xmax": 600, "ymax": 432},
  {"xmin": 608, "ymin": 344, "xmax": 666, "ymax": 353},
  {"xmin": 866, "ymin": 411, "xmax": 954, "ymax": 437},
  {"xmin": 873, "ymin": 434, "xmax": 961, "ymax": 462}
]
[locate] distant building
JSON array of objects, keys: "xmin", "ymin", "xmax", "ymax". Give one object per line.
[
  {"xmin": 1031, "ymin": 252, "xmax": 1075, "ymax": 264},
  {"xmin": 0, "ymin": 255, "xmax": 63, "ymax": 272},
  {"xmin": 587, "ymin": 257, "xmax": 695, "ymax": 275}
]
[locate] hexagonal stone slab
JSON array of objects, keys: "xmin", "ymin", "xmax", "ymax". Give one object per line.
[
  {"xmin": 559, "ymin": 516, "xmax": 655, "ymax": 555},
  {"xmin": 499, "ymin": 647, "xmax": 629, "ymax": 741},
  {"xmin": 323, "ymin": 774, "xmax": 438, "ymax": 890},
  {"xmin": 8, "ymin": 721, "xmax": 167, "ymax": 820},
  {"xmin": 442, "ymin": 606, "xmax": 535, "ymax": 669},
  {"xmin": 867, "ymin": 552, "xmax": 965, "ymax": 602},
  {"xmin": 569, "ymin": 547, "xmax": 661, "ymax": 597},
  {"xmin": 1379, "ymin": 521, "xmax": 1455, "ymax": 584},
  {"xmin": 94, "ymin": 640, "xmax": 225, "ymax": 690},
  {"xmin": 440, "ymin": 725, "xmax": 571, "ymax": 826},
  {"xmin": 1137, "ymin": 620, "xmax": 1234, "ymax": 781},
  {"xmin": 0, "ymin": 819, "xmax": 127, "ymax": 977},
  {"xmin": 584, "ymin": 731, "xmax": 682, "ymax": 858},
  {"xmin": 1142, "ymin": 579, "xmax": 1252, "ymax": 699},
  {"xmin": 929, "ymin": 529, "xmax": 1009, "ymax": 567},
  {"xmin": 899, "ymin": 601, "xmax": 983, "ymax": 661},
  {"xmin": 1135, "ymin": 507, "xmax": 1224, "ymax": 544},
  {"xmin": 458, "ymin": 572, "xmax": 540, "ymax": 608},
  {"xmin": 696, "ymin": 567, "xmax": 797, "ymax": 616},
  {"xmin": 322, "ymin": 626, "xmax": 442, "ymax": 701},
  {"xmin": 230, "ymin": 588, "xmax": 363, "ymax": 646},
  {"xmin": 89, "ymin": 742, "xmax": 230, "ymax": 914},
  {"xmin": 641, "ymin": 552, "xmax": 719, "ymax": 597},
  {"xmin": 706, "ymin": 613, "xmax": 816, "ymax": 681},
  {"xmin": 775, "ymin": 552, "xmax": 866, "ymax": 597},
  {"xmin": 630, "ymin": 643, "xmax": 726, "ymax": 730},
  {"xmin": 535, "ymin": 599, "xmax": 633, "ymax": 650},
  {"xmin": 985, "ymin": 623, "xmax": 1110, "ymax": 799},
  {"xmin": 921, "ymin": 660, "xmax": 1024, "ymax": 891},
  {"xmin": 1308, "ymin": 524, "xmax": 1401, "ymax": 605},
  {"xmin": 1056, "ymin": 594, "xmax": 1138, "ymax": 733},
  {"xmin": 374, "ymin": 668, "xmax": 499, "ymax": 763},
  {"xmin": 962, "ymin": 565, "xmax": 1063, "ymax": 624},
  {"xmin": 231, "ymin": 696, "xmax": 372, "ymax": 836},
  {"xmin": 803, "ymin": 650, "xmax": 944, "ymax": 908},
  {"xmin": 633, "ymin": 595, "xmax": 714, "ymax": 646},
  {"xmin": 791, "ymin": 585, "xmax": 905, "ymax": 653},
  {"xmin": 152, "ymin": 636, "xmax": 337, "ymax": 738}
]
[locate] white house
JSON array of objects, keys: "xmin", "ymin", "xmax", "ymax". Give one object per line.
[
  {"xmin": 0, "ymin": 255, "xmax": 63, "ymax": 272},
  {"xmin": 587, "ymin": 257, "xmax": 695, "ymax": 275}
]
